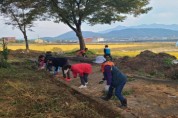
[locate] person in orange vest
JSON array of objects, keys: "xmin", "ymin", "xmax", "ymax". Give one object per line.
[
  {"xmin": 93, "ymin": 55, "xmax": 114, "ymax": 91},
  {"xmin": 63, "ymin": 63, "xmax": 92, "ymax": 88},
  {"xmin": 100, "ymin": 56, "xmax": 114, "ymax": 90}
]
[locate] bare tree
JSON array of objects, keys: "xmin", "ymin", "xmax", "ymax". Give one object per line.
[{"xmin": 0, "ymin": 0, "xmax": 44, "ymax": 51}]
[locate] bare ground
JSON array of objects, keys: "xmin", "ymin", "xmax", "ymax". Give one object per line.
[
  {"xmin": 54, "ymin": 60, "xmax": 178, "ymax": 118},
  {"xmin": 1, "ymin": 50, "xmax": 178, "ymax": 118}
]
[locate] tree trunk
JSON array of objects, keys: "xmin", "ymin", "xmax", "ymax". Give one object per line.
[
  {"xmin": 75, "ymin": 26, "xmax": 86, "ymax": 50},
  {"xmin": 23, "ymin": 32, "xmax": 29, "ymax": 52}
]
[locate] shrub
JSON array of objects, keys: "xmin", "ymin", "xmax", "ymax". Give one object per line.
[
  {"xmin": 1, "ymin": 48, "xmax": 9, "ymax": 60},
  {"xmin": 65, "ymin": 49, "xmax": 96, "ymax": 56},
  {"xmin": 51, "ymin": 47, "xmax": 63, "ymax": 53},
  {"xmin": 65, "ymin": 50, "xmax": 77, "ymax": 56},
  {"xmin": 86, "ymin": 49, "xmax": 96, "ymax": 55},
  {"xmin": 0, "ymin": 59, "xmax": 10, "ymax": 68},
  {"xmin": 0, "ymin": 39, "xmax": 10, "ymax": 68},
  {"xmin": 163, "ymin": 58, "xmax": 173, "ymax": 67}
]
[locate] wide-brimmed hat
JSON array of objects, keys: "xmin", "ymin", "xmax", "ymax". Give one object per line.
[{"xmin": 93, "ymin": 56, "xmax": 106, "ymax": 64}]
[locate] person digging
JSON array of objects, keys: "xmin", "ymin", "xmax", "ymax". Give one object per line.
[{"xmin": 102, "ymin": 65, "xmax": 127, "ymax": 108}]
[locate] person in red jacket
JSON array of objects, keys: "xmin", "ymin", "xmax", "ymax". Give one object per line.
[
  {"xmin": 76, "ymin": 48, "xmax": 88, "ymax": 57},
  {"xmin": 64, "ymin": 63, "xmax": 92, "ymax": 88}
]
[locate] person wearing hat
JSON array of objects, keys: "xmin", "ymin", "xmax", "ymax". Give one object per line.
[{"xmin": 63, "ymin": 63, "xmax": 92, "ymax": 88}]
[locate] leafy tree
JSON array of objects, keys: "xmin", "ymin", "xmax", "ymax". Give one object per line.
[
  {"xmin": 45, "ymin": 0, "xmax": 152, "ymax": 50},
  {"xmin": 0, "ymin": 0, "xmax": 44, "ymax": 52}
]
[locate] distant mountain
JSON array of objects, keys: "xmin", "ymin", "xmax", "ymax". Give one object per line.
[
  {"xmin": 99, "ymin": 25, "xmax": 127, "ymax": 33},
  {"xmin": 100, "ymin": 24, "xmax": 178, "ymax": 33},
  {"xmin": 41, "ymin": 24, "xmax": 178, "ymax": 42},
  {"xmin": 103, "ymin": 28, "xmax": 178, "ymax": 39},
  {"xmin": 54, "ymin": 31, "xmax": 102, "ymax": 40},
  {"xmin": 132, "ymin": 24, "xmax": 178, "ymax": 31},
  {"xmin": 54, "ymin": 28, "xmax": 178, "ymax": 40}
]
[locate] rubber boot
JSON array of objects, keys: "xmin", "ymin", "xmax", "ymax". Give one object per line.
[
  {"xmin": 123, "ymin": 98, "xmax": 127, "ymax": 107},
  {"xmin": 101, "ymin": 93, "xmax": 112, "ymax": 101},
  {"xmin": 119, "ymin": 99, "xmax": 127, "ymax": 108}
]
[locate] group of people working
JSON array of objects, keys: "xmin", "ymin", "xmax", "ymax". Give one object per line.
[{"xmin": 38, "ymin": 45, "xmax": 127, "ymax": 108}]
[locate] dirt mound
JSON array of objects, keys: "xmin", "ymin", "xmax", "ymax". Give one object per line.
[
  {"xmin": 116, "ymin": 50, "xmax": 178, "ymax": 80},
  {"xmin": 165, "ymin": 65, "xmax": 178, "ymax": 80},
  {"xmin": 9, "ymin": 49, "xmax": 43, "ymax": 59}
]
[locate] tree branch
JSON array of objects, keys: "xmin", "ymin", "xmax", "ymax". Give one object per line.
[{"xmin": 50, "ymin": 0, "xmax": 77, "ymax": 32}]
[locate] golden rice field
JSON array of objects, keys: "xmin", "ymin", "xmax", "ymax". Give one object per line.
[{"xmin": 2, "ymin": 42, "xmax": 178, "ymax": 58}]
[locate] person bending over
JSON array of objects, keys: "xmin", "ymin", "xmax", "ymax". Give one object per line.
[
  {"xmin": 47, "ymin": 57, "xmax": 70, "ymax": 80},
  {"xmin": 64, "ymin": 63, "xmax": 92, "ymax": 88}
]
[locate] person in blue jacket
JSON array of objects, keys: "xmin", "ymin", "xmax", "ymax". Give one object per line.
[
  {"xmin": 102, "ymin": 65, "xmax": 127, "ymax": 108},
  {"xmin": 104, "ymin": 45, "xmax": 112, "ymax": 60}
]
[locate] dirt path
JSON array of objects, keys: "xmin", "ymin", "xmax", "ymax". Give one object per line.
[
  {"xmin": 55, "ymin": 61, "xmax": 178, "ymax": 118},
  {"xmin": 126, "ymin": 80, "xmax": 178, "ymax": 117}
]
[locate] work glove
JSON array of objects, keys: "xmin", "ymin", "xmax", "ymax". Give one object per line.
[
  {"xmin": 65, "ymin": 78, "xmax": 71, "ymax": 82},
  {"xmin": 104, "ymin": 85, "xmax": 110, "ymax": 92}
]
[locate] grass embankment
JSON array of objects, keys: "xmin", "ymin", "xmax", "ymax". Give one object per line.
[{"xmin": 0, "ymin": 61, "xmax": 115, "ymax": 118}]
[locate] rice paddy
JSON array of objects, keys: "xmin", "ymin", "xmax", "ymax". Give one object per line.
[{"xmin": 2, "ymin": 42, "xmax": 178, "ymax": 58}]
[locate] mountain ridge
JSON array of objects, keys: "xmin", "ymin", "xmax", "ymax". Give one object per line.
[
  {"xmin": 41, "ymin": 24, "xmax": 178, "ymax": 41},
  {"xmin": 99, "ymin": 23, "xmax": 178, "ymax": 33}
]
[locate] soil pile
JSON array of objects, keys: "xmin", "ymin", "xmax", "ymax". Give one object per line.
[
  {"xmin": 9, "ymin": 49, "xmax": 42, "ymax": 59},
  {"xmin": 117, "ymin": 50, "xmax": 178, "ymax": 80}
]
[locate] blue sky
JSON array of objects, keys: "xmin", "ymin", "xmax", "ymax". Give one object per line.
[{"xmin": 0, "ymin": 0, "xmax": 178, "ymax": 39}]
